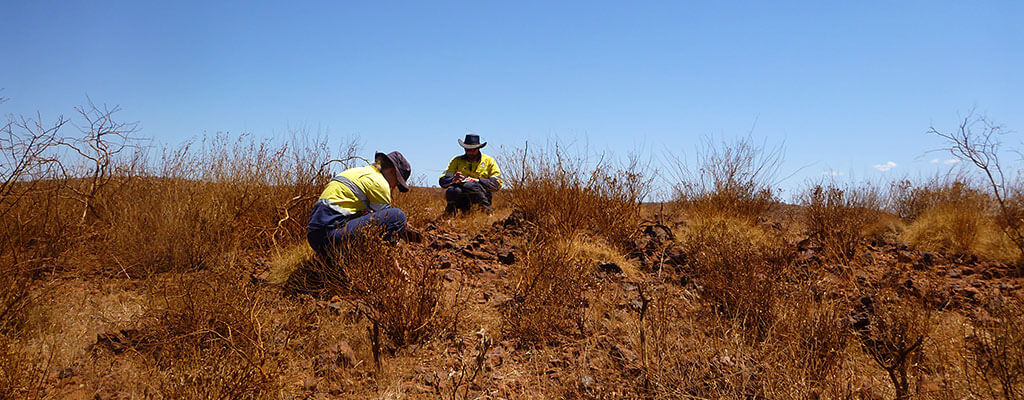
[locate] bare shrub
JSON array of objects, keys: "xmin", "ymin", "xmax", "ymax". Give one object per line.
[
  {"xmin": 503, "ymin": 232, "xmax": 592, "ymax": 343},
  {"xmin": 965, "ymin": 295, "xmax": 1024, "ymax": 399},
  {"xmin": 502, "ymin": 143, "xmax": 648, "ymax": 250},
  {"xmin": 315, "ymin": 228, "xmax": 449, "ymax": 349},
  {"xmin": 670, "ymin": 135, "xmax": 782, "ymax": 222},
  {"xmin": 772, "ymin": 290, "xmax": 851, "ymax": 384},
  {"xmin": 136, "ymin": 272, "xmax": 284, "ymax": 398},
  {"xmin": 856, "ymin": 289, "xmax": 931, "ymax": 400},
  {"xmin": 930, "ymin": 111, "xmax": 1024, "ymax": 268},
  {"xmin": 681, "ymin": 216, "xmax": 794, "ymax": 337},
  {"xmin": 801, "ymin": 183, "xmax": 886, "ymax": 262}
]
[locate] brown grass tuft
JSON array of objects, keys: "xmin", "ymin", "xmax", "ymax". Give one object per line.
[{"xmin": 801, "ymin": 183, "xmax": 887, "ymax": 262}]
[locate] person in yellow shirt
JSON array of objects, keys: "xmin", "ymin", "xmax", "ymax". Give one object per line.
[
  {"xmin": 306, "ymin": 151, "xmax": 411, "ymax": 263},
  {"xmin": 439, "ymin": 134, "xmax": 502, "ymax": 215}
]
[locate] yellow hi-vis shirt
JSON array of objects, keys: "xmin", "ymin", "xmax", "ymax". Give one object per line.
[
  {"xmin": 318, "ymin": 165, "xmax": 392, "ymax": 216},
  {"xmin": 439, "ymin": 153, "xmax": 502, "ymax": 189}
]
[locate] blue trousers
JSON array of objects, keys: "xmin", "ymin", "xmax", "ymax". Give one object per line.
[
  {"xmin": 445, "ymin": 182, "xmax": 490, "ymax": 211},
  {"xmin": 306, "ymin": 208, "xmax": 407, "ymax": 264}
]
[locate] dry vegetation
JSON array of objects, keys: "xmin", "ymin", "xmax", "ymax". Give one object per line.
[{"xmin": 1, "ymin": 101, "xmax": 1023, "ymax": 399}]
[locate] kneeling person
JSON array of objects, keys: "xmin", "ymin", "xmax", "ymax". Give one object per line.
[
  {"xmin": 439, "ymin": 134, "xmax": 502, "ymax": 214},
  {"xmin": 306, "ymin": 151, "xmax": 411, "ymax": 264}
]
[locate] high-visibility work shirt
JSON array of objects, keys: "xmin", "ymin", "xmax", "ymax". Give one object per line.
[
  {"xmin": 439, "ymin": 153, "xmax": 502, "ymax": 190},
  {"xmin": 306, "ymin": 165, "xmax": 391, "ymax": 230}
]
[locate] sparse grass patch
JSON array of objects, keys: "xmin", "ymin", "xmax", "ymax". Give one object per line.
[
  {"xmin": 898, "ymin": 180, "xmax": 1019, "ymax": 262},
  {"xmin": 681, "ymin": 215, "xmax": 794, "ymax": 337},
  {"xmin": 801, "ymin": 183, "xmax": 887, "ymax": 262},
  {"xmin": 670, "ymin": 135, "xmax": 782, "ymax": 223},
  {"xmin": 503, "ymin": 232, "xmax": 592, "ymax": 343},
  {"xmin": 503, "ymin": 144, "xmax": 648, "ymax": 251},
  {"xmin": 316, "ymin": 229, "xmax": 450, "ymax": 349}
]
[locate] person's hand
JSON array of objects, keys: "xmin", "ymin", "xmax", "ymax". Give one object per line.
[
  {"xmin": 463, "ymin": 177, "xmax": 478, "ymax": 183},
  {"xmin": 452, "ymin": 171, "xmax": 464, "ymax": 184}
]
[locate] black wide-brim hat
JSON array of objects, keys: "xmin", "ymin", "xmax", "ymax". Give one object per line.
[
  {"xmin": 375, "ymin": 151, "xmax": 411, "ymax": 192},
  {"xmin": 458, "ymin": 134, "xmax": 487, "ymax": 149}
]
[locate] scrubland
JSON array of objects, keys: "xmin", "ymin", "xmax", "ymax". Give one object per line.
[{"xmin": 1, "ymin": 104, "xmax": 1023, "ymax": 399}]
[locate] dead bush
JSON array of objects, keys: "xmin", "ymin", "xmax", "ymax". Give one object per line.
[
  {"xmin": 965, "ymin": 295, "xmax": 1024, "ymax": 399},
  {"xmin": 773, "ymin": 290, "xmax": 851, "ymax": 383},
  {"xmin": 856, "ymin": 289, "xmax": 931, "ymax": 400},
  {"xmin": 138, "ymin": 271, "xmax": 283, "ymax": 398},
  {"xmin": 681, "ymin": 216, "xmax": 794, "ymax": 337},
  {"xmin": 503, "ymin": 143, "xmax": 648, "ymax": 251},
  {"xmin": 503, "ymin": 232, "xmax": 592, "ymax": 343},
  {"xmin": 670, "ymin": 135, "xmax": 782, "ymax": 222},
  {"xmin": 801, "ymin": 183, "xmax": 886, "ymax": 262},
  {"xmin": 314, "ymin": 228, "xmax": 449, "ymax": 349},
  {"xmin": 930, "ymin": 111, "xmax": 1024, "ymax": 268}
]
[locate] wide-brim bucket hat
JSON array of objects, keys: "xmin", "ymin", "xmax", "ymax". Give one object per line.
[{"xmin": 376, "ymin": 151, "xmax": 411, "ymax": 192}]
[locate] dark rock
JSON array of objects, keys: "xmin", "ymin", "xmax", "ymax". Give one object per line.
[
  {"xmin": 962, "ymin": 267, "xmax": 975, "ymax": 276},
  {"xmin": 920, "ymin": 251, "xmax": 937, "ymax": 266},
  {"xmin": 896, "ymin": 251, "xmax": 914, "ymax": 263},
  {"xmin": 665, "ymin": 245, "xmax": 687, "ymax": 266},
  {"xmin": 424, "ymin": 223, "xmax": 437, "ymax": 231},
  {"xmin": 642, "ymin": 224, "xmax": 674, "ymax": 243},
  {"xmin": 502, "ymin": 209, "xmax": 528, "ymax": 228},
  {"xmin": 597, "ymin": 262, "xmax": 622, "ymax": 274},
  {"xmin": 429, "ymin": 236, "xmax": 457, "ymax": 250},
  {"xmin": 948, "ymin": 269, "xmax": 962, "ymax": 279},
  {"xmin": 998, "ymin": 283, "xmax": 1017, "ymax": 291},
  {"xmin": 954, "ymin": 285, "xmax": 980, "ymax": 300},
  {"xmin": 497, "ymin": 248, "xmax": 516, "ymax": 265},
  {"xmin": 798, "ymin": 237, "xmax": 823, "ymax": 252},
  {"xmin": 462, "ymin": 248, "xmax": 497, "ymax": 261},
  {"xmin": 93, "ymin": 329, "xmax": 147, "ymax": 354},
  {"xmin": 851, "ymin": 312, "xmax": 871, "ymax": 331}
]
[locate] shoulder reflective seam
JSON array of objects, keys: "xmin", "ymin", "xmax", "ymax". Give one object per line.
[{"xmin": 330, "ymin": 175, "xmax": 371, "ymax": 210}]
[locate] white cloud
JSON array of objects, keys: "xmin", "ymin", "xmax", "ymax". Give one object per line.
[
  {"xmin": 944, "ymin": 158, "xmax": 960, "ymax": 164},
  {"xmin": 873, "ymin": 161, "xmax": 897, "ymax": 172},
  {"xmin": 822, "ymin": 170, "xmax": 845, "ymax": 176},
  {"xmin": 929, "ymin": 159, "xmax": 939, "ymax": 164}
]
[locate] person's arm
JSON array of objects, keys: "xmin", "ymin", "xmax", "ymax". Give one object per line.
[
  {"xmin": 439, "ymin": 157, "xmax": 462, "ymax": 187},
  {"xmin": 478, "ymin": 157, "xmax": 502, "ymax": 191}
]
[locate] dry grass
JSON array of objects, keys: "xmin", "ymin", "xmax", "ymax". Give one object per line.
[
  {"xmin": 313, "ymin": 227, "xmax": 452, "ymax": 349},
  {"xmin": 680, "ymin": 215, "xmax": 794, "ymax": 337},
  {"xmin": 4, "ymin": 103, "xmax": 1024, "ymax": 399},
  {"xmin": 502, "ymin": 143, "xmax": 648, "ymax": 251},
  {"xmin": 502, "ymin": 232, "xmax": 593, "ymax": 343},
  {"xmin": 670, "ymin": 135, "xmax": 782, "ymax": 223},
  {"xmin": 897, "ymin": 179, "xmax": 1019, "ymax": 263},
  {"xmin": 801, "ymin": 182, "xmax": 888, "ymax": 262}
]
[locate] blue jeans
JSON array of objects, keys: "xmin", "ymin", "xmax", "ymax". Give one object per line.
[
  {"xmin": 445, "ymin": 182, "xmax": 490, "ymax": 211},
  {"xmin": 306, "ymin": 208, "xmax": 407, "ymax": 264}
]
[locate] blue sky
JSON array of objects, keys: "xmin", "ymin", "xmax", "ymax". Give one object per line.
[{"xmin": 2, "ymin": 1, "xmax": 1021, "ymax": 198}]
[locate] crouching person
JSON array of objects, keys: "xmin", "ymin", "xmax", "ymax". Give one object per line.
[
  {"xmin": 439, "ymin": 134, "xmax": 502, "ymax": 215},
  {"xmin": 306, "ymin": 151, "xmax": 412, "ymax": 265}
]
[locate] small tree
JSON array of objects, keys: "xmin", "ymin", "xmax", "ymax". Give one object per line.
[{"xmin": 930, "ymin": 111, "xmax": 1024, "ymax": 271}]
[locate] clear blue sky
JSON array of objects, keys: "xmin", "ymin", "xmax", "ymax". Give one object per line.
[{"xmin": 2, "ymin": 1, "xmax": 1021, "ymax": 198}]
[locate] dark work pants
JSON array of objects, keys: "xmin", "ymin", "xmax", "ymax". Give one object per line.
[
  {"xmin": 445, "ymin": 182, "xmax": 490, "ymax": 211},
  {"xmin": 306, "ymin": 208, "xmax": 407, "ymax": 265}
]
